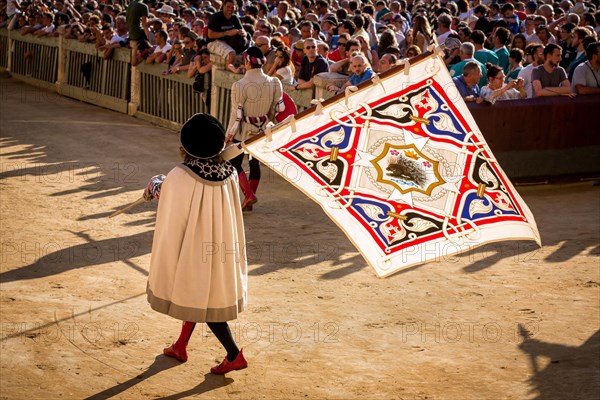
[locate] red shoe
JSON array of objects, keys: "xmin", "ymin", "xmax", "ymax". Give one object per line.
[
  {"xmin": 163, "ymin": 344, "xmax": 188, "ymax": 362},
  {"xmin": 210, "ymin": 349, "xmax": 248, "ymax": 374},
  {"xmin": 241, "ymin": 194, "xmax": 257, "ymax": 211}
]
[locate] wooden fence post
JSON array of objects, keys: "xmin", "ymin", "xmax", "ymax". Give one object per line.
[
  {"xmin": 56, "ymin": 30, "xmax": 66, "ymax": 88},
  {"xmin": 6, "ymin": 29, "xmax": 13, "ymax": 72},
  {"xmin": 129, "ymin": 64, "xmax": 140, "ymax": 115}
]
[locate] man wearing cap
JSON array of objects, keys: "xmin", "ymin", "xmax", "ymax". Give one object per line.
[
  {"xmin": 144, "ymin": 113, "xmax": 249, "ymax": 375},
  {"xmin": 207, "ymin": 0, "xmax": 249, "ymax": 66},
  {"xmin": 226, "ymin": 46, "xmax": 284, "ymax": 211}
]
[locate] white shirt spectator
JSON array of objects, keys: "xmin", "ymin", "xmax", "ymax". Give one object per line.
[
  {"xmin": 275, "ymin": 65, "xmax": 294, "ymax": 85},
  {"xmin": 459, "ymin": 9, "xmax": 473, "ymax": 22},
  {"xmin": 517, "ymin": 63, "xmax": 536, "ymax": 98},
  {"xmin": 571, "ymin": 60, "xmax": 600, "ymax": 93},
  {"xmin": 152, "ymin": 42, "xmax": 172, "ymax": 55},
  {"xmin": 41, "ymin": 24, "xmax": 55, "ymax": 34},
  {"xmin": 436, "ymin": 29, "xmax": 456, "ymax": 45},
  {"xmin": 108, "ymin": 34, "xmax": 126, "ymax": 45}
]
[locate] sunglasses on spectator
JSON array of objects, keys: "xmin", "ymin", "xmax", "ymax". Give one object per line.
[
  {"xmin": 257, "ymin": 43, "xmax": 268, "ymax": 47},
  {"xmin": 338, "ymin": 41, "xmax": 347, "ymax": 45},
  {"xmin": 305, "ymin": 45, "xmax": 316, "ymax": 49}
]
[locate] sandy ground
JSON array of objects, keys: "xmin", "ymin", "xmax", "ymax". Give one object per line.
[{"xmin": 0, "ymin": 75, "xmax": 599, "ymax": 400}]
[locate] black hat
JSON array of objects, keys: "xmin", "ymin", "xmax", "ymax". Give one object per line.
[
  {"xmin": 180, "ymin": 114, "xmax": 226, "ymax": 159},
  {"xmin": 244, "ymin": 46, "xmax": 267, "ymax": 65}
]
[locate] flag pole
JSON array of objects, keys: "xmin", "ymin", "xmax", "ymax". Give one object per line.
[{"xmin": 108, "ymin": 196, "xmax": 147, "ymax": 218}]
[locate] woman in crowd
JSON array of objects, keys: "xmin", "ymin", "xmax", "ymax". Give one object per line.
[
  {"xmin": 377, "ymin": 29, "xmax": 398, "ymax": 59},
  {"xmin": 410, "ymin": 15, "xmax": 434, "ymax": 53},
  {"xmin": 481, "ymin": 62, "xmax": 526, "ymax": 102},
  {"xmin": 511, "ymin": 33, "xmax": 527, "ymax": 52},
  {"xmin": 506, "ymin": 48, "xmax": 524, "ymax": 81},
  {"xmin": 356, "ymin": 35, "xmax": 379, "ymax": 72},
  {"xmin": 405, "ymin": 44, "xmax": 422, "ymax": 58},
  {"xmin": 266, "ymin": 45, "xmax": 295, "ymax": 85}
]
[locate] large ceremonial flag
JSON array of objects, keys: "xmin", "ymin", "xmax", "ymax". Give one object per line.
[{"xmin": 243, "ymin": 49, "xmax": 541, "ymax": 277}]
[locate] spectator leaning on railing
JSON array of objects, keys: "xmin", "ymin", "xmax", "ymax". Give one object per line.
[
  {"xmin": 32, "ymin": 11, "xmax": 54, "ymax": 37},
  {"xmin": 327, "ymin": 53, "xmax": 374, "ymax": 93},
  {"xmin": 378, "ymin": 53, "xmax": 397, "ymax": 73},
  {"xmin": 291, "ymin": 37, "xmax": 329, "ymax": 91},
  {"xmin": 329, "ymin": 38, "xmax": 360, "ymax": 74},
  {"xmin": 453, "ymin": 60, "xmax": 484, "ymax": 102},
  {"xmin": 518, "ymin": 43, "xmax": 545, "ymax": 98},
  {"xmin": 168, "ymin": 31, "xmax": 197, "ymax": 74},
  {"xmin": 266, "ymin": 45, "xmax": 295, "ymax": 85},
  {"xmin": 571, "ymin": 42, "xmax": 600, "ymax": 95},
  {"xmin": 532, "ymin": 43, "xmax": 575, "ymax": 97},
  {"xmin": 146, "ymin": 29, "xmax": 171, "ymax": 64},
  {"xmin": 480, "ymin": 62, "xmax": 526, "ymax": 102},
  {"xmin": 96, "ymin": 23, "xmax": 127, "ymax": 60}
]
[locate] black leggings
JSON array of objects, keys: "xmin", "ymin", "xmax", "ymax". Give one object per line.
[
  {"xmin": 206, "ymin": 322, "xmax": 239, "ymax": 362},
  {"xmin": 230, "ymin": 146, "xmax": 261, "ymax": 181}
]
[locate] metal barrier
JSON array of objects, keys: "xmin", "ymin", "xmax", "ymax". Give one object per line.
[
  {"xmin": 135, "ymin": 63, "xmax": 209, "ymax": 129},
  {"xmin": 58, "ymin": 39, "xmax": 130, "ymax": 113},
  {"xmin": 0, "ymin": 29, "xmax": 8, "ymax": 69},
  {"xmin": 8, "ymin": 31, "xmax": 57, "ymax": 88}
]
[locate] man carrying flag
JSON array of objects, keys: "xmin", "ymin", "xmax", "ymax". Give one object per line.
[{"xmin": 226, "ymin": 46, "xmax": 284, "ymax": 211}]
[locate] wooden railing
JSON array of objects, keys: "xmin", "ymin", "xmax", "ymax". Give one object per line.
[
  {"xmin": 58, "ymin": 37, "xmax": 131, "ymax": 113},
  {"xmin": 0, "ymin": 29, "xmax": 8, "ymax": 69},
  {"xmin": 3, "ymin": 30, "xmax": 58, "ymax": 89},
  {"xmin": 134, "ymin": 63, "xmax": 210, "ymax": 129}
]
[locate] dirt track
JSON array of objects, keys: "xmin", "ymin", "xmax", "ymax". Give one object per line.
[{"xmin": 1, "ymin": 75, "xmax": 599, "ymax": 399}]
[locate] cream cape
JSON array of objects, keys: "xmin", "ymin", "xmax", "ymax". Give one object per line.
[{"xmin": 147, "ymin": 164, "xmax": 247, "ymax": 322}]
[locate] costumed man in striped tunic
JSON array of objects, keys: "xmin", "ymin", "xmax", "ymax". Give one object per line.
[
  {"xmin": 144, "ymin": 114, "xmax": 248, "ymax": 375},
  {"xmin": 226, "ymin": 46, "xmax": 284, "ymax": 211}
]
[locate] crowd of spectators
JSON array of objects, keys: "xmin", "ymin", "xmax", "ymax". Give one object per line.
[{"xmin": 1, "ymin": 0, "xmax": 598, "ymax": 99}]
